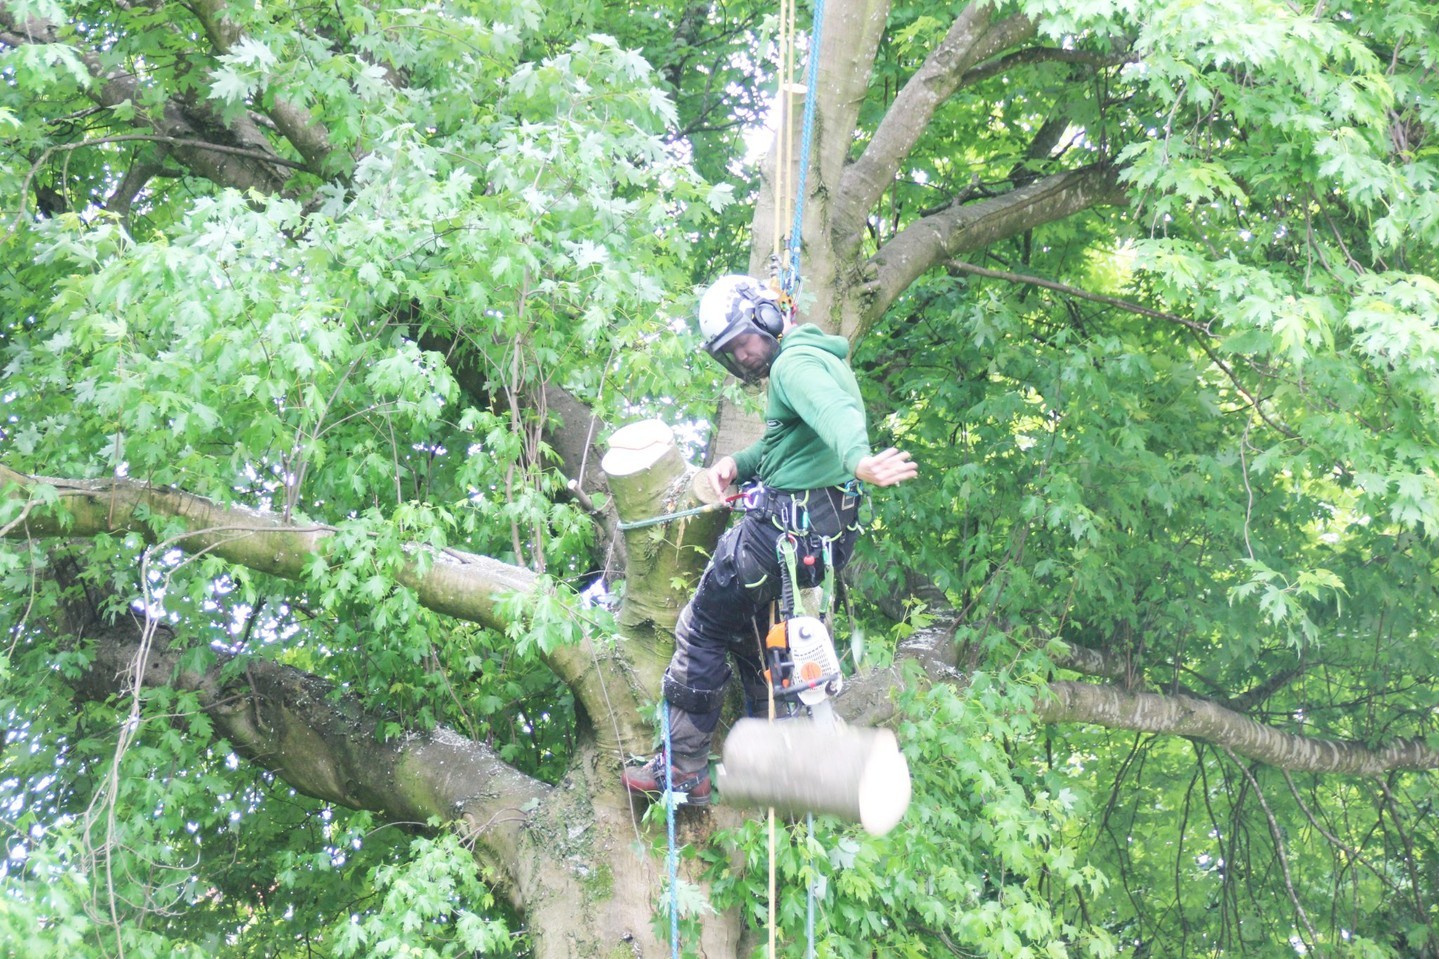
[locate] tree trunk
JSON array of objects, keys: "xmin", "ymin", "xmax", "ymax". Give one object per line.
[
  {"xmin": 512, "ymin": 744, "xmax": 743, "ymax": 959},
  {"xmin": 72, "ymin": 613, "xmax": 743, "ymax": 958}
]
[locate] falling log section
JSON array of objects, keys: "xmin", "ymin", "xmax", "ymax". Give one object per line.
[{"xmin": 718, "ymin": 718, "xmax": 911, "ymax": 836}]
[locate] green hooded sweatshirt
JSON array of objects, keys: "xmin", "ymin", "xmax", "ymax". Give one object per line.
[{"xmin": 731, "ymin": 324, "xmax": 872, "ymax": 491}]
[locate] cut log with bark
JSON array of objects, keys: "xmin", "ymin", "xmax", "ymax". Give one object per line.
[{"xmin": 718, "ymin": 717, "xmax": 912, "ymax": 835}]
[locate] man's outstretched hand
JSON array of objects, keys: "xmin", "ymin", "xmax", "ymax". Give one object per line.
[{"xmin": 855, "ymin": 448, "xmax": 917, "ymax": 488}]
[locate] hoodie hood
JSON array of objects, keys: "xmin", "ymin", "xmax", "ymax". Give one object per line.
[{"xmin": 779, "ymin": 323, "xmax": 851, "ymax": 360}]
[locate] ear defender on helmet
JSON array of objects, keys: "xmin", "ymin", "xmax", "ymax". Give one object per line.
[{"xmin": 750, "ymin": 295, "xmax": 784, "ymax": 337}]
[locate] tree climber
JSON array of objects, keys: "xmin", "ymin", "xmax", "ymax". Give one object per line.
[{"xmin": 623, "ymin": 275, "xmax": 918, "ymax": 804}]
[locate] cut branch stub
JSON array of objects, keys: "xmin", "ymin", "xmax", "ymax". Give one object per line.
[
  {"xmin": 601, "ymin": 420, "xmax": 727, "ymax": 634},
  {"xmin": 602, "ymin": 419, "xmax": 687, "ymax": 518}
]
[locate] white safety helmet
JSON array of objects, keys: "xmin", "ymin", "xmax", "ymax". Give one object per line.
[{"xmin": 697, "ymin": 274, "xmax": 787, "ymax": 383}]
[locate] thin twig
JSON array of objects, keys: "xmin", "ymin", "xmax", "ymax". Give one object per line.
[
  {"xmin": 949, "ymin": 259, "xmax": 1213, "ymax": 335},
  {"xmin": 1223, "ymin": 749, "xmax": 1324, "ymax": 956},
  {"xmin": 1278, "ymin": 768, "xmax": 1397, "ymax": 893}
]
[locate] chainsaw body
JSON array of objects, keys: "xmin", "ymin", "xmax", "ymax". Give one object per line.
[{"xmin": 763, "ymin": 615, "xmax": 843, "ymax": 708}]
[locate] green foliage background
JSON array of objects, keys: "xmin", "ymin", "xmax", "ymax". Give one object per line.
[{"xmin": 3, "ymin": 0, "xmax": 1439, "ymax": 956}]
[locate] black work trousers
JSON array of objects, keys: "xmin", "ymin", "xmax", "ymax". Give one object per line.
[{"xmin": 660, "ymin": 487, "xmax": 860, "ymax": 773}]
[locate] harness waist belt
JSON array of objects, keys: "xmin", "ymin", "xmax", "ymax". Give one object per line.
[{"xmin": 740, "ymin": 483, "xmax": 862, "ymax": 537}]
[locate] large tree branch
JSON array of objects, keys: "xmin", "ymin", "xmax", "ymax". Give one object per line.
[
  {"xmin": 836, "ymin": 605, "xmax": 1439, "ymax": 775},
  {"xmin": 3, "ymin": 133, "xmax": 306, "ymax": 243},
  {"xmin": 72, "ymin": 612, "xmax": 687, "ymax": 954},
  {"xmin": 0, "ymin": 463, "xmax": 534, "ymax": 627},
  {"xmin": 859, "ymin": 163, "xmax": 1124, "ymax": 332},
  {"xmin": 834, "ymin": 6, "xmax": 1037, "ymax": 247},
  {"xmin": 0, "ymin": 5, "xmax": 290, "ymax": 194},
  {"xmin": 811, "ymin": 0, "xmax": 893, "ymax": 197},
  {"xmin": 77, "ymin": 618, "xmax": 544, "ymax": 887},
  {"xmin": 1036, "ymin": 682, "xmax": 1439, "ymax": 775},
  {"xmin": 189, "ymin": 0, "xmax": 336, "ymax": 173},
  {"xmin": 0, "ymin": 463, "xmax": 651, "ymax": 753}
]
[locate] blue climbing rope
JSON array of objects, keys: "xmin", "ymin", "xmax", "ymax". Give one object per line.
[
  {"xmin": 780, "ymin": 0, "xmax": 828, "ymax": 298},
  {"xmin": 661, "ymin": 700, "xmax": 681, "ymax": 957},
  {"xmin": 806, "ymin": 813, "xmax": 817, "ymax": 959},
  {"xmin": 786, "ymin": 8, "xmax": 828, "ymax": 950}
]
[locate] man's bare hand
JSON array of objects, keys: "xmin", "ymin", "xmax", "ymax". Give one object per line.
[
  {"xmin": 854, "ymin": 448, "xmax": 917, "ymax": 488},
  {"xmin": 707, "ymin": 455, "xmax": 739, "ymax": 498}
]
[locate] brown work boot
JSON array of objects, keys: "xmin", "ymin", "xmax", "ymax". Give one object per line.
[{"xmin": 621, "ymin": 754, "xmax": 712, "ymax": 806}]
